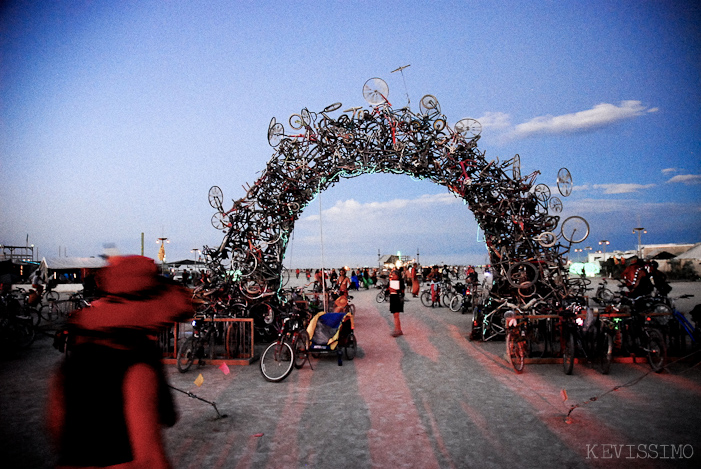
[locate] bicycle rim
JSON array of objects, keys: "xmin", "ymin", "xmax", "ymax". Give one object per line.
[{"xmin": 260, "ymin": 341, "xmax": 294, "ymax": 382}]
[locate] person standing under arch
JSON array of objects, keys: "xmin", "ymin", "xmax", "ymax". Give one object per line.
[{"xmin": 389, "ymin": 268, "xmax": 405, "ymax": 337}]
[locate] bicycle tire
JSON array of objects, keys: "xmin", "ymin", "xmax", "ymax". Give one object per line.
[
  {"xmin": 208, "ymin": 186, "xmax": 224, "ymax": 210},
  {"xmin": 420, "ymin": 290, "xmax": 432, "ymax": 307},
  {"xmin": 506, "ymin": 262, "xmax": 539, "ymax": 289},
  {"xmin": 420, "ymin": 94, "xmax": 439, "ymax": 112},
  {"xmin": 599, "ymin": 333, "xmax": 613, "ymax": 375},
  {"xmin": 506, "ymin": 331, "xmax": 525, "ymax": 373},
  {"xmin": 376, "ymin": 290, "xmax": 387, "ymax": 303},
  {"xmin": 454, "ymin": 118, "xmax": 482, "ymax": 137},
  {"xmin": 14, "ymin": 319, "xmax": 36, "ymax": 349},
  {"xmin": 177, "ymin": 337, "xmax": 196, "ymax": 373},
  {"xmin": 597, "ymin": 288, "xmax": 614, "ymax": 303},
  {"xmin": 293, "ymin": 331, "xmax": 309, "ymax": 369},
  {"xmin": 557, "ymin": 167, "xmax": 573, "ymax": 197},
  {"xmin": 260, "ymin": 341, "xmax": 294, "ymax": 382},
  {"xmin": 441, "ymin": 291, "xmax": 454, "ymax": 308},
  {"xmin": 449, "ymin": 294, "xmax": 461, "ymax": 312},
  {"xmin": 39, "ymin": 303, "xmax": 59, "ymax": 322},
  {"xmin": 560, "ymin": 216, "xmax": 590, "ymax": 244},
  {"xmin": 433, "ymin": 119, "xmax": 446, "ymax": 132},
  {"xmin": 363, "ymin": 77, "xmax": 389, "ymax": 105},
  {"xmin": 533, "ymin": 183, "xmax": 551, "ymax": 202},
  {"xmin": 563, "ymin": 332, "xmax": 575, "ymax": 375},
  {"xmin": 45, "ymin": 291, "xmax": 60, "ymax": 302},
  {"xmin": 536, "ymin": 231, "xmax": 557, "ymax": 248},
  {"xmin": 548, "ymin": 196, "xmax": 563, "ymax": 213},
  {"xmin": 289, "ymin": 113, "xmax": 305, "ymax": 130},
  {"xmin": 344, "ymin": 333, "xmax": 357, "ymax": 360},
  {"xmin": 27, "ymin": 307, "xmax": 41, "ymax": 327},
  {"xmin": 323, "ymin": 102, "xmax": 342, "ymax": 113},
  {"xmin": 211, "ymin": 212, "xmax": 227, "ymax": 231},
  {"xmin": 268, "ymin": 118, "xmax": 284, "ymax": 147},
  {"xmin": 645, "ymin": 328, "xmax": 666, "ymax": 373}
]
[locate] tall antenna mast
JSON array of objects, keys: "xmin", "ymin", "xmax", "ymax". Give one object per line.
[{"xmin": 391, "ymin": 64, "xmax": 411, "ymax": 107}]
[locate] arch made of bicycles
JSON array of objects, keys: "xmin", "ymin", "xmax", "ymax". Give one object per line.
[{"xmin": 205, "ymin": 78, "xmax": 588, "ymax": 304}]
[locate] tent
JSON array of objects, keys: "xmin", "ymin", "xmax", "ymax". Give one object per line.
[
  {"xmin": 675, "ymin": 243, "xmax": 701, "ymax": 260},
  {"xmin": 40, "ymin": 257, "xmax": 107, "ymax": 283}
]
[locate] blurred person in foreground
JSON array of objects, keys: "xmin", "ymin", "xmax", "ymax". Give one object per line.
[{"xmin": 47, "ymin": 255, "xmax": 192, "ymax": 469}]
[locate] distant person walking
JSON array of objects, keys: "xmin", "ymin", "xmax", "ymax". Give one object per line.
[
  {"xmin": 410, "ymin": 264, "xmax": 420, "ymax": 297},
  {"xmin": 389, "ymin": 268, "xmax": 405, "ymax": 337}
]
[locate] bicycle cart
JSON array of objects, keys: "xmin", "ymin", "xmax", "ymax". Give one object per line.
[{"xmin": 306, "ymin": 311, "xmax": 356, "ymax": 365}]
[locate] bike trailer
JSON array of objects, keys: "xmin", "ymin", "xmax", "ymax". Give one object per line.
[{"xmin": 307, "ymin": 311, "xmax": 354, "ymax": 351}]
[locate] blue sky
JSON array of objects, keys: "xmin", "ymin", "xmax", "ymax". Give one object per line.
[{"xmin": 1, "ymin": 0, "xmax": 699, "ymax": 269}]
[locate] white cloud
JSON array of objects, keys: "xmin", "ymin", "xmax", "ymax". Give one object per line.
[
  {"xmin": 667, "ymin": 174, "xmax": 701, "ymax": 185},
  {"xmin": 476, "ymin": 111, "xmax": 512, "ymax": 130},
  {"xmin": 591, "ymin": 183, "xmax": 656, "ymax": 194},
  {"xmin": 661, "ymin": 168, "xmax": 681, "ymax": 174},
  {"xmin": 301, "ymin": 193, "xmax": 459, "ymax": 224},
  {"xmin": 502, "ymin": 101, "xmax": 656, "ymax": 140}
]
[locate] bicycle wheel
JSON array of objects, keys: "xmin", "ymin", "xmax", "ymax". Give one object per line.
[
  {"xmin": 294, "ymin": 331, "xmax": 309, "ymax": 369},
  {"xmin": 507, "ymin": 262, "xmax": 539, "ymax": 289},
  {"xmin": 344, "ymin": 333, "xmax": 357, "ymax": 360},
  {"xmin": 39, "ymin": 303, "xmax": 59, "ymax": 322},
  {"xmin": 549, "ymin": 196, "xmax": 563, "ymax": 213},
  {"xmin": 506, "ymin": 331, "xmax": 525, "ymax": 373},
  {"xmin": 433, "ymin": 118, "xmax": 446, "ymax": 132},
  {"xmin": 260, "ymin": 341, "xmax": 294, "ymax": 382},
  {"xmin": 420, "ymin": 290, "xmax": 432, "ymax": 307},
  {"xmin": 44, "ymin": 291, "xmax": 60, "ymax": 303},
  {"xmin": 208, "ymin": 186, "xmax": 224, "ymax": 210},
  {"xmin": 645, "ymin": 328, "xmax": 666, "ymax": 373},
  {"xmin": 289, "ymin": 113, "xmax": 305, "ymax": 130},
  {"xmin": 533, "ymin": 183, "xmax": 551, "ymax": 202},
  {"xmin": 268, "ymin": 118, "xmax": 284, "ymax": 147},
  {"xmin": 560, "ymin": 216, "xmax": 590, "ymax": 244},
  {"xmin": 536, "ymin": 231, "xmax": 557, "ymax": 248},
  {"xmin": 562, "ymin": 332, "xmax": 575, "ymax": 375},
  {"xmin": 598, "ymin": 333, "xmax": 614, "ymax": 375},
  {"xmin": 323, "ymin": 102, "xmax": 342, "ymax": 113},
  {"xmin": 363, "ymin": 77, "xmax": 389, "ymax": 105},
  {"xmin": 420, "ymin": 94, "xmax": 439, "ymax": 112},
  {"xmin": 211, "ymin": 212, "xmax": 228, "ymax": 231},
  {"xmin": 177, "ymin": 337, "xmax": 196, "ymax": 373},
  {"xmin": 441, "ymin": 291, "xmax": 455, "ymax": 308},
  {"xmin": 454, "ymin": 118, "xmax": 482, "ymax": 137},
  {"xmin": 231, "ymin": 248, "xmax": 256, "ymax": 277},
  {"xmin": 26, "ymin": 307, "xmax": 41, "ymax": 327},
  {"xmin": 449, "ymin": 294, "xmax": 462, "ymax": 312},
  {"xmin": 376, "ymin": 290, "xmax": 386, "ymax": 303},
  {"xmin": 596, "ymin": 288, "xmax": 614, "ymax": 304},
  {"xmin": 557, "ymin": 167, "xmax": 573, "ymax": 197},
  {"xmin": 13, "ymin": 319, "xmax": 36, "ymax": 349}
]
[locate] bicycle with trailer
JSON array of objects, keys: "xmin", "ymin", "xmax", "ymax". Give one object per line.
[{"xmin": 306, "ymin": 310, "xmax": 356, "ymax": 366}]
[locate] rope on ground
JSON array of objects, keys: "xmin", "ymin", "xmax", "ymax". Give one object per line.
[
  {"xmin": 564, "ymin": 348, "xmax": 701, "ymax": 422},
  {"xmin": 168, "ymin": 384, "xmax": 227, "ymax": 419}
]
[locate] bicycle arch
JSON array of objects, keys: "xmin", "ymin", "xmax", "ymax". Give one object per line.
[{"xmin": 205, "ymin": 78, "xmax": 586, "ymax": 300}]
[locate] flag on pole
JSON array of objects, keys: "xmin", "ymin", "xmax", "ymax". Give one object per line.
[{"xmin": 158, "ymin": 243, "xmax": 166, "ymax": 262}]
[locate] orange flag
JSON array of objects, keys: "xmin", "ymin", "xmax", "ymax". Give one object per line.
[{"xmin": 194, "ymin": 373, "xmax": 204, "ymax": 387}]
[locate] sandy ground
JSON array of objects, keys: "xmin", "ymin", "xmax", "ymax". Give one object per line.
[{"xmin": 2, "ymin": 278, "xmax": 701, "ymax": 468}]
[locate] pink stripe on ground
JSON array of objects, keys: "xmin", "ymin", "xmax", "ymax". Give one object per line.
[{"xmin": 355, "ymin": 304, "xmax": 440, "ymax": 468}]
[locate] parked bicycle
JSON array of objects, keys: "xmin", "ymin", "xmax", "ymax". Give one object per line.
[
  {"xmin": 177, "ymin": 312, "xmax": 226, "ymax": 372},
  {"xmin": 259, "ymin": 305, "xmax": 311, "ymax": 382},
  {"xmin": 560, "ymin": 302, "xmax": 615, "ymax": 375}
]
